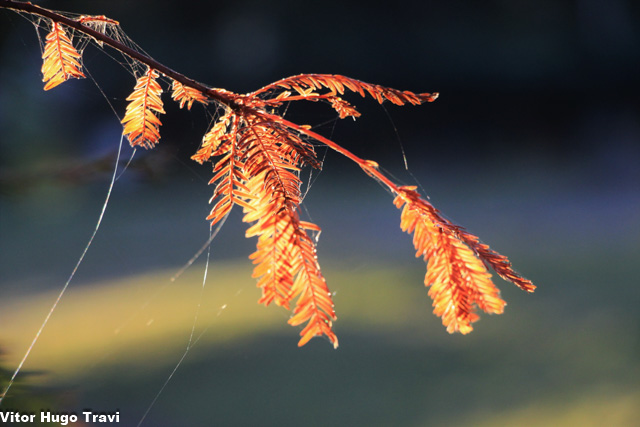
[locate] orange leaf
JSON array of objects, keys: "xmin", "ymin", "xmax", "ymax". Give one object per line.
[
  {"xmin": 395, "ymin": 187, "xmax": 517, "ymax": 333},
  {"xmin": 41, "ymin": 22, "xmax": 85, "ymax": 91},
  {"xmin": 330, "ymin": 97, "xmax": 361, "ymax": 119},
  {"xmin": 171, "ymin": 79, "xmax": 208, "ymax": 110},
  {"xmin": 235, "ymin": 118, "xmax": 337, "ymax": 347},
  {"xmin": 121, "ymin": 68, "xmax": 165, "ymax": 149},
  {"xmin": 252, "ymin": 74, "xmax": 438, "ymax": 106}
]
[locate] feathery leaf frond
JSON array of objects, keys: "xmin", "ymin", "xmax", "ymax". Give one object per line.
[
  {"xmin": 234, "ymin": 116, "xmax": 338, "ymax": 347},
  {"xmin": 41, "ymin": 21, "xmax": 85, "ymax": 90},
  {"xmin": 252, "ymin": 73, "xmax": 439, "ymax": 106},
  {"xmin": 243, "ymin": 171, "xmax": 338, "ymax": 348},
  {"xmin": 171, "ymin": 79, "xmax": 208, "ymax": 110},
  {"xmin": 121, "ymin": 67, "xmax": 165, "ymax": 149},
  {"xmin": 394, "ymin": 186, "xmax": 533, "ymax": 332}
]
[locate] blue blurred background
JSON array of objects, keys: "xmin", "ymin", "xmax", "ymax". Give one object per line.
[{"xmin": 1, "ymin": 1, "xmax": 639, "ymax": 426}]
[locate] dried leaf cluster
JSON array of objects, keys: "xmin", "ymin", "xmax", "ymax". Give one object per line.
[{"xmin": 2, "ymin": 0, "xmax": 535, "ymax": 347}]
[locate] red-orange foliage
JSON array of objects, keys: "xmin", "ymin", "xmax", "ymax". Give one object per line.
[
  {"xmin": 394, "ymin": 186, "xmax": 534, "ymax": 333},
  {"xmin": 41, "ymin": 21, "xmax": 85, "ymax": 90},
  {"xmin": 0, "ymin": 0, "xmax": 535, "ymax": 347},
  {"xmin": 171, "ymin": 79, "xmax": 209, "ymax": 110},
  {"xmin": 121, "ymin": 67, "xmax": 165, "ymax": 149}
]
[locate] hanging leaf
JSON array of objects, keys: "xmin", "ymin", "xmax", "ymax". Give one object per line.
[
  {"xmin": 41, "ymin": 21, "xmax": 85, "ymax": 91},
  {"xmin": 394, "ymin": 186, "xmax": 533, "ymax": 333},
  {"xmin": 121, "ymin": 68, "xmax": 165, "ymax": 149}
]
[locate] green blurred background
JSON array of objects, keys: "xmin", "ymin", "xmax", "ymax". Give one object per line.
[{"xmin": 1, "ymin": 1, "xmax": 639, "ymax": 426}]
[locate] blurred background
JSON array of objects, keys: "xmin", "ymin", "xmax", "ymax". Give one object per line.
[{"xmin": 1, "ymin": 0, "xmax": 639, "ymax": 426}]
